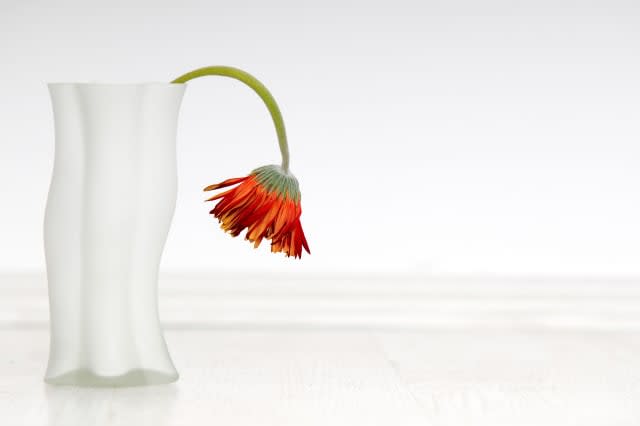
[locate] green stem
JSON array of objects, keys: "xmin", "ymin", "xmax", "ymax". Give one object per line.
[{"xmin": 172, "ymin": 66, "xmax": 290, "ymax": 172}]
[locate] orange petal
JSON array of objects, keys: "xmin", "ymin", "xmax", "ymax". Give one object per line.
[{"xmin": 204, "ymin": 176, "xmax": 247, "ymax": 192}]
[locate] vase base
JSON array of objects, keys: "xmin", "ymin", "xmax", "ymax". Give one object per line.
[{"xmin": 44, "ymin": 368, "xmax": 179, "ymax": 387}]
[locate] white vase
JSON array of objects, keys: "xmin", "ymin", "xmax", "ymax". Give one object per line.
[{"xmin": 44, "ymin": 83, "xmax": 186, "ymax": 386}]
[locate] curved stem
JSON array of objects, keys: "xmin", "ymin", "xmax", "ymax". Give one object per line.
[{"xmin": 172, "ymin": 66, "xmax": 290, "ymax": 172}]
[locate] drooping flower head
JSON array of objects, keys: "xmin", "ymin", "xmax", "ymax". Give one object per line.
[
  {"xmin": 172, "ymin": 66, "xmax": 310, "ymax": 260},
  {"xmin": 204, "ymin": 165, "xmax": 309, "ymax": 258}
]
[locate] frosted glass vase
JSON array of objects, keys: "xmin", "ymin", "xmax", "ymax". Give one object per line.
[{"xmin": 44, "ymin": 83, "xmax": 186, "ymax": 386}]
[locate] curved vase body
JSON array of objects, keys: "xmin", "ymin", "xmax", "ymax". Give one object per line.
[{"xmin": 44, "ymin": 83, "xmax": 185, "ymax": 386}]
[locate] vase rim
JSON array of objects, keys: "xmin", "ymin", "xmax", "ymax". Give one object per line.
[{"xmin": 47, "ymin": 82, "xmax": 184, "ymax": 87}]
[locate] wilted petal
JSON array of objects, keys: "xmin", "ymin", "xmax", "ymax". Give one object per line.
[{"xmin": 203, "ymin": 176, "xmax": 247, "ymax": 192}]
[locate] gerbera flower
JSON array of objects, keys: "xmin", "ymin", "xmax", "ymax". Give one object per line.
[
  {"xmin": 204, "ymin": 165, "xmax": 309, "ymax": 258},
  {"xmin": 172, "ymin": 66, "xmax": 311, "ymax": 259}
]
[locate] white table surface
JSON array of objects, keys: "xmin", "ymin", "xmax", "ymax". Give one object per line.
[{"xmin": 1, "ymin": 274, "xmax": 640, "ymax": 425}]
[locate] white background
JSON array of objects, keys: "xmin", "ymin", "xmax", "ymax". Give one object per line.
[{"xmin": 1, "ymin": 0, "xmax": 640, "ymax": 277}]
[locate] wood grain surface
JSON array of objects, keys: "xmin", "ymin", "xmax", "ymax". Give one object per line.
[{"xmin": 1, "ymin": 274, "xmax": 640, "ymax": 425}]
